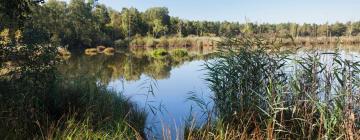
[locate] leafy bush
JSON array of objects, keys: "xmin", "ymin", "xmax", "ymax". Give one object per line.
[
  {"xmin": 150, "ymin": 48, "xmax": 169, "ymax": 59},
  {"xmin": 171, "ymin": 49, "xmax": 188, "ymax": 58},
  {"xmin": 103, "ymin": 47, "xmax": 115, "ymax": 55}
]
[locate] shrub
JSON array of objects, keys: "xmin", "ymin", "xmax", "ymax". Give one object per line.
[
  {"xmin": 58, "ymin": 47, "xmax": 71, "ymax": 56},
  {"xmin": 96, "ymin": 45, "xmax": 106, "ymax": 53},
  {"xmin": 84, "ymin": 48, "xmax": 97, "ymax": 56},
  {"xmin": 103, "ymin": 47, "xmax": 115, "ymax": 55},
  {"xmin": 150, "ymin": 48, "xmax": 169, "ymax": 59},
  {"xmin": 171, "ymin": 49, "xmax": 188, "ymax": 58}
]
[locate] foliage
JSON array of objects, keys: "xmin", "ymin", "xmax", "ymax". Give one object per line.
[
  {"xmin": 150, "ymin": 48, "xmax": 169, "ymax": 59},
  {"xmin": 114, "ymin": 38, "xmax": 131, "ymax": 48},
  {"xmin": 144, "ymin": 7, "xmax": 170, "ymax": 37},
  {"xmin": 171, "ymin": 49, "xmax": 188, "ymax": 58},
  {"xmin": 14, "ymin": 0, "xmax": 360, "ymax": 50},
  {"xmin": 0, "ymin": 1, "xmax": 147, "ymax": 139},
  {"xmin": 205, "ymin": 36, "xmax": 287, "ymax": 122}
]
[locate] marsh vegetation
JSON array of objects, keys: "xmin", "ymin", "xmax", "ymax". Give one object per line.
[{"xmin": 185, "ymin": 36, "xmax": 360, "ymax": 139}]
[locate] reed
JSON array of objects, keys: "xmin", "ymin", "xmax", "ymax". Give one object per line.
[
  {"xmin": 280, "ymin": 36, "xmax": 360, "ymax": 46},
  {"xmin": 185, "ymin": 36, "xmax": 360, "ymax": 139},
  {"xmin": 128, "ymin": 36, "xmax": 220, "ymax": 49}
]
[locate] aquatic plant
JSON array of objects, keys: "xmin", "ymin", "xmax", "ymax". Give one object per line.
[
  {"xmin": 185, "ymin": 36, "xmax": 360, "ymax": 139},
  {"xmin": 85, "ymin": 48, "xmax": 98, "ymax": 56},
  {"xmin": 171, "ymin": 49, "xmax": 189, "ymax": 58},
  {"xmin": 104, "ymin": 47, "xmax": 116, "ymax": 55},
  {"xmin": 150, "ymin": 48, "xmax": 169, "ymax": 59}
]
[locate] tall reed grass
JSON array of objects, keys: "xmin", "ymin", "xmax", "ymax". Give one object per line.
[
  {"xmin": 128, "ymin": 36, "xmax": 219, "ymax": 49},
  {"xmin": 185, "ymin": 36, "xmax": 360, "ymax": 139}
]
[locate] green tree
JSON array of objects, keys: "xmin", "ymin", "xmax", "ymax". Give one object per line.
[
  {"xmin": 65, "ymin": 0, "xmax": 97, "ymax": 47},
  {"xmin": 143, "ymin": 7, "xmax": 170, "ymax": 37},
  {"xmin": 120, "ymin": 8, "xmax": 146, "ymax": 37},
  {"xmin": 92, "ymin": 4, "xmax": 111, "ymax": 45},
  {"xmin": 93, "ymin": 4, "xmax": 110, "ymax": 27},
  {"xmin": 352, "ymin": 22, "xmax": 360, "ymax": 36},
  {"xmin": 299, "ymin": 23, "xmax": 313, "ymax": 36},
  {"xmin": 330, "ymin": 22, "xmax": 347, "ymax": 37},
  {"xmin": 169, "ymin": 17, "xmax": 182, "ymax": 36},
  {"xmin": 317, "ymin": 23, "xmax": 330, "ymax": 37},
  {"xmin": 108, "ymin": 9, "xmax": 124, "ymax": 40}
]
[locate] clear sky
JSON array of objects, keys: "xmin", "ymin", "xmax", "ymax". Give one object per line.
[{"xmin": 63, "ymin": 0, "xmax": 360, "ymax": 24}]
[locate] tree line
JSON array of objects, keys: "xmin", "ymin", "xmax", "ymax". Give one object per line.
[{"xmin": 2, "ymin": 0, "xmax": 360, "ymax": 49}]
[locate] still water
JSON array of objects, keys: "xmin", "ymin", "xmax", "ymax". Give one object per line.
[
  {"xmin": 59, "ymin": 45, "xmax": 360, "ymax": 137},
  {"xmin": 59, "ymin": 50, "xmax": 213, "ymax": 137}
]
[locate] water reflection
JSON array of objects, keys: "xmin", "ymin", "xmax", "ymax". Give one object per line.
[
  {"xmin": 58, "ymin": 51, "xmax": 213, "ymax": 84},
  {"xmin": 57, "ymin": 50, "xmax": 214, "ymax": 138}
]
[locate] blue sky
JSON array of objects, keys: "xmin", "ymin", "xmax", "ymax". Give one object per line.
[{"xmin": 64, "ymin": 0, "xmax": 360, "ymax": 24}]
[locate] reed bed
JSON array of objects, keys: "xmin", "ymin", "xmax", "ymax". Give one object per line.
[
  {"xmin": 184, "ymin": 36, "xmax": 360, "ymax": 140},
  {"xmin": 281, "ymin": 36, "xmax": 360, "ymax": 46},
  {"xmin": 129, "ymin": 36, "xmax": 219, "ymax": 49}
]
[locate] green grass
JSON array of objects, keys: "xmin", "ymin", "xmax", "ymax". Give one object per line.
[{"xmin": 0, "ymin": 74, "xmax": 147, "ymax": 139}]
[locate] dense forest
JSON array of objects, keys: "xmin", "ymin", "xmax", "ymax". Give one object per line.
[{"xmin": 1, "ymin": 0, "xmax": 360, "ymax": 50}]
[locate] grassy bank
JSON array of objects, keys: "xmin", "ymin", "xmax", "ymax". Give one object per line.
[
  {"xmin": 185, "ymin": 36, "xmax": 360, "ymax": 139},
  {"xmin": 280, "ymin": 36, "xmax": 360, "ymax": 46},
  {"xmin": 0, "ymin": 73, "xmax": 147, "ymax": 139},
  {"xmin": 124, "ymin": 36, "xmax": 219, "ymax": 49},
  {"xmin": 122, "ymin": 36, "xmax": 360, "ymax": 51}
]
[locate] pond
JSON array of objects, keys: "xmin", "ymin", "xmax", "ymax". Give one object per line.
[
  {"xmin": 58, "ymin": 45, "xmax": 360, "ymax": 138},
  {"xmin": 58, "ymin": 49, "xmax": 214, "ymax": 137}
]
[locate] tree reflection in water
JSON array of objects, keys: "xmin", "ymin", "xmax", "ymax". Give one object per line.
[{"xmin": 58, "ymin": 50, "xmax": 213, "ymax": 85}]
